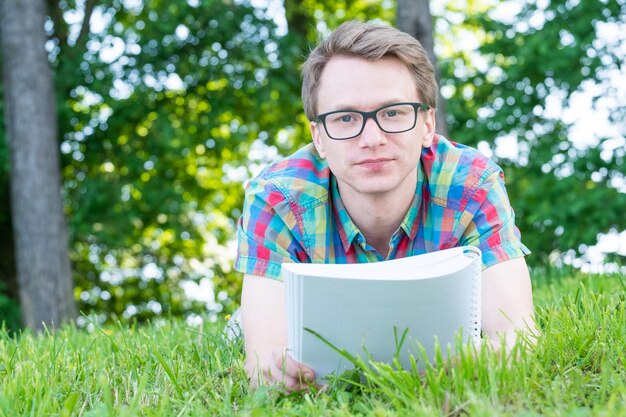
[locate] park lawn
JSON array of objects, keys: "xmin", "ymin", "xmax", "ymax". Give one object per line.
[{"xmin": 0, "ymin": 269, "xmax": 625, "ymax": 417}]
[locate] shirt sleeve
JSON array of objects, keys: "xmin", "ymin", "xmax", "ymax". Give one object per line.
[
  {"xmin": 458, "ymin": 169, "xmax": 531, "ymax": 269},
  {"xmin": 234, "ymin": 176, "xmax": 308, "ymax": 279}
]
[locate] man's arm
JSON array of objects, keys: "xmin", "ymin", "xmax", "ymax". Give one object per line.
[
  {"xmin": 481, "ymin": 256, "xmax": 537, "ymax": 351},
  {"xmin": 241, "ymin": 274, "xmax": 315, "ymax": 390}
]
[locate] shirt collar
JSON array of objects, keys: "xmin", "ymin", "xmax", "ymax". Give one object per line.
[
  {"xmin": 331, "ymin": 175, "xmax": 360, "ymax": 252},
  {"xmin": 401, "ymin": 165, "xmax": 425, "ymax": 240}
]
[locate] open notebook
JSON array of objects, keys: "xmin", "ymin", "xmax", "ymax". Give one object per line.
[{"xmin": 283, "ymin": 246, "xmax": 482, "ymax": 380}]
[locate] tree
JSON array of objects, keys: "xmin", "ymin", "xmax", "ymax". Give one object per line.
[
  {"xmin": 0, "ymin": 0, "xmax": 76, "ymax": 330},
  {"xmin": 1, "ymin": 0, "xmax": 621, "ymax": 329},
  {"xmin": 45, "ymin": 0, "xmax": 308, "ymax": 324},
  {"xmin": 439, "ymin": 0, "xmax": 626, "ymax": 265},
  {"xmin": 397, "ymin": 0, "xmax": 449, "ymax": 137}
]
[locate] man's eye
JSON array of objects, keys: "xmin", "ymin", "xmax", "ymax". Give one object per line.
[
  {"xmin": 385, "ymin": 110, "xmax": 398, "ymax": 117},
  {"xmin": 331, "ymin": 114, "xmax": 356, "ymax": 123}
]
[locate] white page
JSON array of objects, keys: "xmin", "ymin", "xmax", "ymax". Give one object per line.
[{"xmin": 283, "ymin": 246, "xmax": 482, "ymax": 380}]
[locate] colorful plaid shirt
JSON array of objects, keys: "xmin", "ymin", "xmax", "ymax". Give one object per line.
[{"xmin": 235, "ymin": 135, "xmax": 530, "ymax": 279}]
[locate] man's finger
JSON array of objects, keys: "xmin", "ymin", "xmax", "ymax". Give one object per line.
[{"xmin": 272, "ymin": 348, "xmax": 315, "ymax": 382}]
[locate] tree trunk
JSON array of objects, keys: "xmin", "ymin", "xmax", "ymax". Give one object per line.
[
  {"xmin": 397, "ymin": 0, "xmax": 449, "ymax": 138},
  {"xmin": 0, "ymin": 0, "xmax": 76, "ymax": 330}
]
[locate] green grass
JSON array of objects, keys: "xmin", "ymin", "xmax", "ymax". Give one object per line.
[{"xmin": 1, "ymin": 270, "xmax": 625, "ymax": 416}]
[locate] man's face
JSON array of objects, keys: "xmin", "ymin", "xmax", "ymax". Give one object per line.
[{"xmin": 310, "ymin": 55, "xmax": 435, "ymax": 201}]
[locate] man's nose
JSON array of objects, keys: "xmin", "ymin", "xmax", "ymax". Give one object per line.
[{"xmin": 358, "ymin": 117, "xmax": 386, "ymax": 148}]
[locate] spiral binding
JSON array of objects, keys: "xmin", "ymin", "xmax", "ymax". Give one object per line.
[
  {"xmin": 471, "ymin": 250, "xmax": 483, "ymax": 343},
  {"xmin": 463, "ymin": 247, "xmax": 483, "ymax": 343}
]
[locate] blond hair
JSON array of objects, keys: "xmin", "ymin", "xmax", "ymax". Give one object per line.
[{"xmin": 301, "ymin": 21, "xmax": 437, "ymax": 121}]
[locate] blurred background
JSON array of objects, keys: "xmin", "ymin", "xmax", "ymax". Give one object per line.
[{"xmin": 1, "ymin": 0, "xmax": 624, "ymax": 332}]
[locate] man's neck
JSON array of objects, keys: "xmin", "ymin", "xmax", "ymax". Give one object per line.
[{"xmin": 338, "ymin": 174, "xmax": 417, "ymax": 257}]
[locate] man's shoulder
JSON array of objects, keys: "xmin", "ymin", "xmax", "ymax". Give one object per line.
[
  {"xmin": 421, "ymin": 135, "xmax": 501, "ymax": 209},
  {"xmin": 247, "ymin": 143, "xmax": 331, "ymax": 208}
]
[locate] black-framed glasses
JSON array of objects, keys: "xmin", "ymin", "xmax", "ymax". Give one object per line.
[{"xmin": 314, "ymin": 102, "xmax": 430, "ymax": 140}]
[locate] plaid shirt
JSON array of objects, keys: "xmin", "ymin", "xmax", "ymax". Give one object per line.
[{"xmin": 235, "ymin": 135, "xmax": 530, "ymax": 279}]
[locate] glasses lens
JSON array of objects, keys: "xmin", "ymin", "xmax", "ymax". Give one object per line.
[
  {"xmin": 376, "ymin": 103, "xmax": 417, "ymax": 133},
  {"xmin": 324, "ymin": 111, "xmax": 364, "ymax": 139}
]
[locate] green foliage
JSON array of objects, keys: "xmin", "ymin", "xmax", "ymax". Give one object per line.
[
  {"xmin": 47, "ymin": 0, "xmax": 311, "ymax": 324},
  {"xmin": 0, "ymin": 270, "xmax": 625, "ymax": 415},
  {"xmin": 0, "ymin": 74, "xmax": 18, "ymax": 333},
  {"xmin": 438, "ymin": 0, "xmax": 626, "ymax": 265},
  {"xmin": 0, "ymin": 283, "xmax": 20, "ymax": 334}
]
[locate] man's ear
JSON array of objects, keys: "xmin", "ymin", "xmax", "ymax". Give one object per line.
[
  {"xmin": 421, "ymin": 107, "xmax": 436, "ymax": 148},
  {"xmin": 310, "ymin": 121, "xmax": 326, "ymax": 158}
]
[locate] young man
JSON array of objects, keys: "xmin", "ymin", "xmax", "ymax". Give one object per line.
[{"xmin": 235, "ymin": 21, "xmax": 535, "ymax": 390}]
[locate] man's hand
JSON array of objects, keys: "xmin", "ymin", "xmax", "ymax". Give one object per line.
[
  {"xmin": 241, "ymin": 274, "xmax": 315, "ymax": 391},
  {"xmin": 245, "ymin": 347, "xmax": 315, "ymax": 390}
]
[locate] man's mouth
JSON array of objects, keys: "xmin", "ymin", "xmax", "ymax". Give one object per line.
[{"xmin": 354, "ymin": 158, "xmax": 393, "ymax": 169}]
